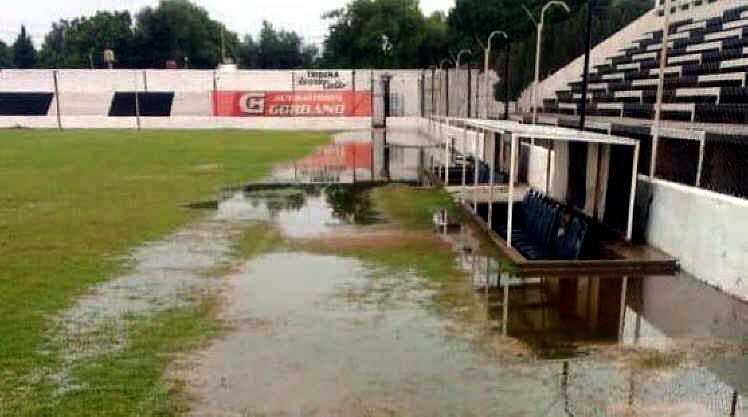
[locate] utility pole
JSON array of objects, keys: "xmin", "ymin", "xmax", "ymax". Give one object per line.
[
  {"xmin": 504, "ymin": 42, "xmax": 511, "ymax": 120},
  {"xmin": 579, "ymin": 0, "xmax": 595, "ymax": 130}
]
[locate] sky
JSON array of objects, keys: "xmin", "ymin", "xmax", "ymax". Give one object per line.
[{"xmin": 0, "ymin": 0, "xmax": 455, "ymax": 48}]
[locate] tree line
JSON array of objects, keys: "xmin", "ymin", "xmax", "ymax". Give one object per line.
[{"xmin": 0, "ymin": 0, "xmax": 651, "ymax": 99}]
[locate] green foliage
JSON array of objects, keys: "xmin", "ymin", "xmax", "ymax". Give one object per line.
[
  {"xmin": 132, "ymin": 0, "xmax": 240, "ymax": 68},
  {"xmin": 34, "ymin": 0, "xmax": 315, "ymax": 69},
  {"xmin": 238, "ymin": 21, "xmax": 318, "ymax": 69},
  {"xmin": 320, "ymin": 0, "xmax": 449, "ymax": 68},
  {"xmin": 12, "ymin": 25, "xmax": 37, "ymax": 68},
  {"xmin": 0, "ymin": 40, "xmax": 12, "ymax": 68},
  {"xmin": 28, "ymin": 0, "xmax": 650, "ymax": 80},
  {"xmin": 38, "ymin": 11, "xmax": 133, "ymax": 68}
]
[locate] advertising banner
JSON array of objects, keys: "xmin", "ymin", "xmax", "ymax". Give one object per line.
[
  {"xmin": 212, "ymin": 90, "xmax": 371, "ymax": 117},
  {"xmin": 293, "ymin": 70, "xmax": 352, "ymax": 91}
]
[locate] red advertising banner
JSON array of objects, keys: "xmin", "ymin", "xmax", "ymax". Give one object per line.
[{"xmin": 212, "ymin": 91, "xmax": 371, "ymax": 117}]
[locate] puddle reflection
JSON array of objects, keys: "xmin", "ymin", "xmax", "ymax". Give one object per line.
[{"xmin": 441, "ymin": 221, "xmax": 747, "ymax": 416}]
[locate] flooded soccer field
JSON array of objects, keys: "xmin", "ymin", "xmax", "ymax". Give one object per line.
[
  {"xmin": 4, "ymin": 129, "xmax": 744, "ymax": 416},
  {"xmin": 167, "ymin": 130, "xmax": 746, "ymax": 416},
  {"xmin": 175, "ymin": 178, "xmax": 746, "ymax": 417}
]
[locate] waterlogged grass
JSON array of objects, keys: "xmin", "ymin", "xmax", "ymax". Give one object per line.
[
  {"xmin": 206, "ymin": 221, "xmax": 290, "ymax": 277},
  {"xmin": 299, "ymin": 184, "xmax": 467, "ymax": 283},
  {"xmin": 25, "ymin": 303, "xmax": 224, "ymax": 417},
  {"xmin": 371, "ymin": 184, "xmax": 461, "ymax": 229},
  {"xmin": 0, "ymin": 129, "xmax": 330, "ymax": 414},
  {"xmin": 233, "ymin": 221, "xmax": 289, "ymax": 258}
]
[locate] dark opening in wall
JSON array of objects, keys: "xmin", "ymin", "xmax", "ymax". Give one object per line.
[
  {"xmin": 701, "ymin": 136, "xmax": 748, "ymax": 198},
  {"xmin": 604, "ymin": 144, "xmax": 635, "ymax": 235},
  {"xmin": 654, "ymin": 136, "xmax": 700, "ymax": 186},
  {"xmin": 108, "ymin": 92, "xmax": 174, "ymax": 117},
  {"xmin": 0, "ymin": 92, "xmax": 54, "ymax": 115}
]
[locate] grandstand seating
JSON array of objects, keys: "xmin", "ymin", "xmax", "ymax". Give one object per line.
[
  {"xmin": 496, "ymin": 190, "xmax": 590, "ymax": 261},
  {"xmin": 431, "ymin": 155, "xmax": 498, "ymax": 186},
  {"xmin": 542, "ymin": 4, "xmax": 748, "ymax": 124}
]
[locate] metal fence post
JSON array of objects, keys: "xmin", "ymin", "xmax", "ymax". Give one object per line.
[
  {"xmin": 420, "ymin": 70, "xmax": 425, "ymax": 117},
  {"xmin": 695, "ymin": 131, "xmax": 706, "ymax": 187},
  {"xmin": 467, "ymin": 62, "xmax": 472, "ymax": 118},
  {"xmin": 52, "ymin": 70, "xmax": 62, "ymax": 130},
  {"xmin": 445, "ymin": 68, "xmax": 450, "ymax": 117},
  {"xmin": 134, "ymin": 71, "xmax": 141, "ymax": 130},
  {"xmin": 431, "ymin": 67, "xmax": 436, "ymax": 118},
  {"xmin": 291, "ymin": 71, "xmax": 296, "ymax": 117},
  {"xmin": 352, "ymin": 69, "xmax": 356, "ymax": 116}
]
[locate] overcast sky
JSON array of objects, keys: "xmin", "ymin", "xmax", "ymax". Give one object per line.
[{"xmin": 0, "ymin": 0, "xmax": 455, "ymax": 48}]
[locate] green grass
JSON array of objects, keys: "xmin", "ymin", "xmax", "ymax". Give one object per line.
[
  {"xmin": 0, "ymin": 129, "xmax": 330, "ymax": 414},
  {"xmin": 371, "ymin": 184, "xmax": 461, "ymax": 230}
]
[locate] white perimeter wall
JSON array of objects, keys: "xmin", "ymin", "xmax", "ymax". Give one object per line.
[
  {"xmin": 639, "ymin": 176, "xmax": 748, "ymax": 301},
  {"xmin": 0, "ymin": 116, "xmax": 371, "ymax": 130}
]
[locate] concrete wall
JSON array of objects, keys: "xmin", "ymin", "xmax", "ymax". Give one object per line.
[
  {"xmin": 0, "ymin": 116, "xmax": 370, "ymax": 130},
  {"xmin": 0, "ymin": 68, "xmax": 515, "ymax": 125},
  {"xmin": 638, "ymin": 176, "xmax": 748, "ymax": 300}
]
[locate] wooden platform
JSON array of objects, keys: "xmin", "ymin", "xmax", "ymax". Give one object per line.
[{"xmin": 462, "ymin": 201, "xmax": 679, "ymax": 277}]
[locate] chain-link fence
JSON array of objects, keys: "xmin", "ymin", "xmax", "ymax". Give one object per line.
[{"xmin": 421, "ymin": 68, "xmax": 513, "ymax": 120}]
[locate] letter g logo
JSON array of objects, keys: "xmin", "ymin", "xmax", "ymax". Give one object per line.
[{"xmin": 239, "ymin": 93, "xmax": 265, "ymax": 115}]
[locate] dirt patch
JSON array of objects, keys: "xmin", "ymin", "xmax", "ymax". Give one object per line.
[{"xmin": 295, "ymin": 227, "xmax": 450, "ymax": 253}]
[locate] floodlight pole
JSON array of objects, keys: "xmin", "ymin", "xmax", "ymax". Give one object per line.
[
  {"xmin": 483, "ymin": 31, "xmax": 508, "ymax": 120},
  {"xmin": 579, "ymin": 0, "xmax": 595, "ymax": 130},
  {"xmin": 528, "ymin": 1, "xmax": 570, "ymax": 125}
]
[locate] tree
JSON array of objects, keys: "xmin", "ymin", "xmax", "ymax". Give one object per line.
[
  {"xmin": 39, "ymin": 11, "xmax": 133, "ymax": 68},
  {"xmin": 12, "ymin": 25, "xmax": 37, "ymax": 68},
  {"xmin": 0, "ymin": 40, "xmax": 12, "ymax": 68},
  {"xmin": 131, "ymin": 0, "xmax": 240, "ymax": 68},
  {"xmin": 238, "ymin": 35, "xmax": 260, "ymax": 68},
  {"xmin": 320, "ymin": 0, "xmax": 442, "ymax": 69},
  {"xmin": 418, "ymin": 11, "xmax": 449, "ymax": 67},
  {"xmin": 238, "ymin": 21, "xmax": 318, "ymax": 69}
]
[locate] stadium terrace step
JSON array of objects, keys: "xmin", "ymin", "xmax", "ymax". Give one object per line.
[{"xmin": 542, "ymin": 4, "xmax": 748, "ymax": 125}]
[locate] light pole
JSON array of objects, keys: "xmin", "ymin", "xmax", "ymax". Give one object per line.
[
  {"xmin": 456, "ymin": 49, "xmax": 472, "ymax": 118},
  {"xmin": 483, "ymin": 31, "xmax": 508, "ymax": 120},
  {"xmin": 525, "ymin": 1, "xmax": 570, "ymax": 124}
]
